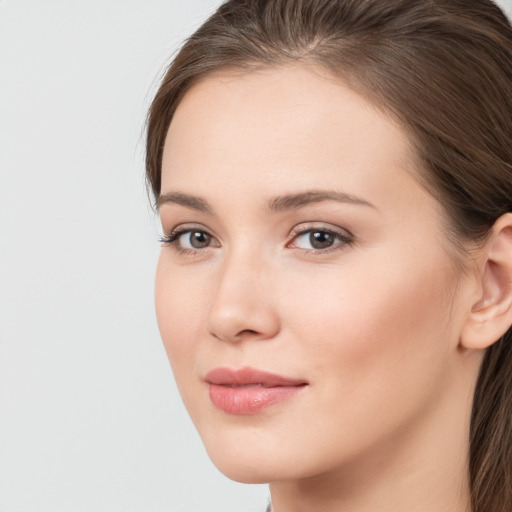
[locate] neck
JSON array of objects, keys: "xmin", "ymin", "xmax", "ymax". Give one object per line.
[{"xmin": 269, "ymin": 369, "xmax": 476, "ymax": 512}]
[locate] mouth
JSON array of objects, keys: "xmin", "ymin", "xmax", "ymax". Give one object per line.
[{"xmin": 205, "ymin": 367, "xmax": 308, "ymax": 415}]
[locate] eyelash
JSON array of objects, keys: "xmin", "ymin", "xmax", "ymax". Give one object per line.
[
  {"xmin": 158, "ymin": 226, "xmax": 214, "ymax": 255},
  {"xmin": 287, "ymin": 225, "xmax": 354, "ymax": 254},
  {"xmin": 159, "ymin": 224, "xmax": 354, "ymax": 255}
]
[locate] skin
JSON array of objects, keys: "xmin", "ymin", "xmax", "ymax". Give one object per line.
[{"xmin": 155, "ymin": 65, "xmax": 492, "ymax": 512}]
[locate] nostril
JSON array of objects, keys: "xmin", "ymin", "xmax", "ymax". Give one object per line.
[
  {"xmin": 209, "ymin": 329, "xmax": 260, "ymax": 343},
  {"xmin": 236, "ymin": 329, "xmax": 260, "ymax": 338}
]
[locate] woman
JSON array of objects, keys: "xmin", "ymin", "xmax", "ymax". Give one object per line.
[{"xmin": 146, "ymin": 1, "xmax": 512, "ymax": 511}]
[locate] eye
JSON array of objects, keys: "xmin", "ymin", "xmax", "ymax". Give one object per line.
[
  {"xmin": 288, "ymin": 226, "xmax": 353, "ymax": 252},
  {"xmin": 159, "ymin": 226, "xmax": 220, "ymax": 252},
  {"xmin": 179, "ymin": 230, "xmax": 213, "ymax": 249}
]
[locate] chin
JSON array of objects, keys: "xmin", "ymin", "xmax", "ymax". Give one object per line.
[
  {"xmin": 200, "ymin": 428, "xmax": 323, "ymax": 484},
  {"xmin": 209, "ymin": 454, "xmax": 294, "ymax": 484},
  {"xmin": 202, "ymin": 440, "xmax": 274, "ymax": 483},
  {"xmin": 215, "ymin": 464, "xmax": 273, "ymax": 485},
  {"xmin": 197, "ymin": 429, "xmax": 290, "ymax": 483}
]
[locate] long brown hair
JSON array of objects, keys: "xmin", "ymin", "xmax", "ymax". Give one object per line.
[{"xmin": 145, "ymin": 1, "xmax": 512, "ymax": 510}]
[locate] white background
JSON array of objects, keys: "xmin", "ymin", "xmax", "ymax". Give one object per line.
[{"xmin": 0, "ymin": 1, "xmax": 511, "ymax": 511}]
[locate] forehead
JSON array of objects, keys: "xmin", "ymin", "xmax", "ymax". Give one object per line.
[{"xmin": 161, "ymin": 65, "xmax": 417, "ymax": 203}]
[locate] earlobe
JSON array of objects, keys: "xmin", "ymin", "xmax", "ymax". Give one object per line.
[{"xmin": 461, "ymin": 214, "xmax": 512, "ymax": 350}]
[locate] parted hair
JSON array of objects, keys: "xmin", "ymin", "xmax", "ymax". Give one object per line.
[{"xmin": 145, "ymin": 1, "xmax": 512, "ymax": 511}]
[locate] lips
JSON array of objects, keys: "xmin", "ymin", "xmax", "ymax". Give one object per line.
[{"xmin": 205, "ymin": 367, "xmax": 307, "ymax": 415}]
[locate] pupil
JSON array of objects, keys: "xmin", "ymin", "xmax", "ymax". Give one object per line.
[
  {"xmin": 191, "ymin": 231, "xmax": 210, "ymax": 248},
  {"xmin": 310, "ymin": 231, "xmax": 334, "ymax": 249}
]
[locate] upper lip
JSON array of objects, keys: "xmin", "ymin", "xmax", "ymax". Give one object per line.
[{"xmin": 205, "ymin": 367, "xmax": 308, "ymax": 387}]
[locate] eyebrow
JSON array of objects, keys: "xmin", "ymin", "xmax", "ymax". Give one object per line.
[
  {"xmin": 156, "ymin": 189, "xmax": 376, "ymax": 213},
  {"xmin": 268, "ymin": 190, "xmax": 377, "ymax": 212},
  {"xmin": 156, "ymin": 192, "xmax": 213, "ymax": 213}
]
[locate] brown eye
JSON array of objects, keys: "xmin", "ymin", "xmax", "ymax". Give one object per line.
[
  {"xmin": 160, "ymin": 227, "xmax": 218, "ymax": 251},
  {"xmin": 309, "ymin": 231, "xmax": 336, "ymax": 249},
  {"xmin": 181, "ymin": 230, "xmax": 212, "ymax": 249},
  {"xmin": 289, "ymin": 226, "xmax": 353, "ymax": 253}
]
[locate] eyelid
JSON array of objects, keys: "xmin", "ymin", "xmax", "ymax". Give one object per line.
[
  {"xmin": 286, "ymin": 222, "xmax": 354, "ymax": 252},
  {"xmin": 159, "ymin": 223, "xmax": 220, "ymax": 251},
  {"xmin": 288, "ymin": 222, "xmax": 353, "ymax": 240}
]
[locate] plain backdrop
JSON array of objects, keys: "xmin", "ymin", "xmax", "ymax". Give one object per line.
[{"xmin": 0, "ymin": 1, "xmax": 511, "ymax": 512}]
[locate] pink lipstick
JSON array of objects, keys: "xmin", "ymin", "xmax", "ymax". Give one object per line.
[{"xmin": 205, "ymin": 367, "xmax": 307, "ymax": 415}]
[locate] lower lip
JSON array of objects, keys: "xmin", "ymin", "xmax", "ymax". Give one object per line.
[{"xmin": 208, "ymin": 384, "xmax": 305, "ymax": 415}]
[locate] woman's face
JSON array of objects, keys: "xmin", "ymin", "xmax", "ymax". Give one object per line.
[{"xmin": 156, "ymin": 66, "xmax": 475, "ymax": 483}]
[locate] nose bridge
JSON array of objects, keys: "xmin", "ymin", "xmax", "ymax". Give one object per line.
[{"xmin": 206, "ymin": 242, "xmax": 279, "ymax": 342}]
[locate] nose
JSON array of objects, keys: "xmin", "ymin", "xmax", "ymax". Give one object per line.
[{"xmin": 205, "ymin": 250, "xmax": 280, "ymax": 343}]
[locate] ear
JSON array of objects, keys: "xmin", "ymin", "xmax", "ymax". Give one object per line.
[{"xmin": 460, "ymin": 213, "xmax": 512, "ymax": 350}]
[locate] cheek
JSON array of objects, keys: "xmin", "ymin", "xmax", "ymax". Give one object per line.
[
  {"xmin": 154, "ymin": 255, "xmax": 206, "ymax": 386},
  {"xmin": 281, "ymin": 253, "xmax": 456, "ymax": 428},
  {"xmin": 285, "ymin": 257, "xmax": 452, "ymax": 344}
]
